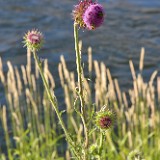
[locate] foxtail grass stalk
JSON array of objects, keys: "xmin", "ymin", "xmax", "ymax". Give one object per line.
[
  {"xmin": 74, "ymin": 23, "xmax": 89, "ymax": 159},
  {"xmin": 32, "ymin": 49, "xmax": 81, "ymax": 159},
  {"xmin": 2, "ymin": 106, "xmax": 13, "ymax": 160}
]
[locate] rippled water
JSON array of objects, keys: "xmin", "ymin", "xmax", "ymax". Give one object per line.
[{"xmin": 0, "ymin": 0, "xmax": 160, "ymax": 92}]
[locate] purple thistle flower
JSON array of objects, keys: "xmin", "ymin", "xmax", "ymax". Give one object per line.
[
  {"xmin": 23, "ymin": 29, "xmax": 44, "ymax": 51},
  {"xmin": 83, "ymin": 3, "xmax": 104, "ymax": 30},
  {"xmin": 99, "ymin": 116, "xmax": 112, "ymax": 129},
  {"xmin": 28, "ymin": 32, "xmax": 42, "ymax": 44}
]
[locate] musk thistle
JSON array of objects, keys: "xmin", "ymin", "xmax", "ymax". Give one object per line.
[
  {"xmin": 23, "ymin": 29, "xmax": 44, "ymax": 51},
  {"xmin": 95, "ymin": 107, "xmax": 115, "ymax": 131},
  {"xmin": 72, "ymin": 0, "xmax": 105, "ymax": 30}
]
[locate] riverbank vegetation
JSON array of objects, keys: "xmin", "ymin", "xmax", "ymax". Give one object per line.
[
  {"xmin": 0, "ymin": 1, "xmax": 160, "ymax": 159},
  {"xmin": 0, "ymin": 46, "xmax": 160, "ymax": 159}
]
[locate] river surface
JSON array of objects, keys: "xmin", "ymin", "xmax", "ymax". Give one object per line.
[{"xmin": 0, "ymin": 0, "xmax": 160, "ymax": 95}]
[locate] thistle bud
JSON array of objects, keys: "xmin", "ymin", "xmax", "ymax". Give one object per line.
[
  {"xmin": 95, "ymin": 108, "xmax": 115, "ymax": 131},
  {"xmin": 23, "ymin": 29, "xmax": 43, "ymax": 51}
]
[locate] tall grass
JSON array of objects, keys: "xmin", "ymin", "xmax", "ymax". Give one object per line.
[{"xmin": 0, "ymin": 46, "xmax": 160, "ymax": 159}]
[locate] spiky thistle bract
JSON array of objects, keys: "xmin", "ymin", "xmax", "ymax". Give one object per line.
[{"xmin": 23, "ymin": 29, "xmax": 44, "ymax": 52}]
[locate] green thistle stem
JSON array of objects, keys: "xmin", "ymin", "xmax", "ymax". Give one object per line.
[
  {"xmin": 74, "ymin": 23, "xmax": 89, "ymax": 158},
  {"xmin": 32, "ymin": 50, "xmax": 81, "ymax": 159},
  {"xmin": 99, "ymin": 133, "xmax": 105, "ymax": 154}
]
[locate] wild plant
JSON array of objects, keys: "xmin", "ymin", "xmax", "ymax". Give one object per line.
[{"xmin": 0, "ymin": 1, "xmax": 160, "ymax": 160}]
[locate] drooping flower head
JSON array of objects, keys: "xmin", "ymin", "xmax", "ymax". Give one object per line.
[
  {"xmin": 95, "ymin": 106, "xmax": 115, "ymax": 131},
  {"xmin": 72, "ymin": 0, "xmax": 104, "ymax": 30},
  {"xmin": 23, "ymin": 29, "xmax": 44, "ymax": 51}
]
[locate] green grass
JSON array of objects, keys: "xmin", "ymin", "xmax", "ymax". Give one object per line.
[{"xmin": 0, "ymin": 47, "xmax": 160, "ymax": 160}]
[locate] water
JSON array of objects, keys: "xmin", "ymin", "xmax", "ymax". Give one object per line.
[{"xmin": 0, "ymin": 0, "xmax": 160, "ymax": 92}]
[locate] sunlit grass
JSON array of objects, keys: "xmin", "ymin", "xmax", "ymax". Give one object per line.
[{"xmin": 0, "ymin": 47, "xmax": 160, "ymax": 160}]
